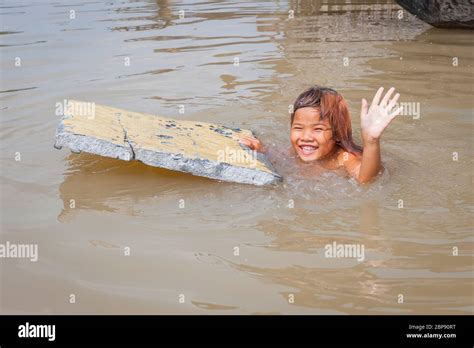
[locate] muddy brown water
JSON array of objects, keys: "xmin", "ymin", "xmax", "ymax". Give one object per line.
[{"xmin": 1, "ymin": 0, "xmax": 472, "ymax": 314}]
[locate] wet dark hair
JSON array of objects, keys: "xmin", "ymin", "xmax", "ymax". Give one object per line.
[{"xmin": 290, "ymin": 85, "xmax": 363, "ymax": 156}]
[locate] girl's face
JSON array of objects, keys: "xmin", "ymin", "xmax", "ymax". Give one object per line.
[{"xmin": 290, "ymin": 107, "xmax": 337, "ymax": 162}]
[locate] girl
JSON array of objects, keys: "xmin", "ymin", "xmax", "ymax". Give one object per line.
[{"xmin": 239, "ymin": 86, "xmax": 402, "ymax": 184}]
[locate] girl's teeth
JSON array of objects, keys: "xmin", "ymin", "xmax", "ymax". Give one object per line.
[{"xmin": 301, "ymin": 146, "xmax": 316, "ymax": 154}]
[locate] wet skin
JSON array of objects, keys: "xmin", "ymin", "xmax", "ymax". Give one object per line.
[{"xmin": 238, "ymin": 87, "xmax": 403, "ymax": 184}]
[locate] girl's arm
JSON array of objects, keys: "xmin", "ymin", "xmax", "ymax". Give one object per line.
[
  {"xmin": 349, "ymin": 87, "xmax": 402, "ymax": 183},
  {"xmin": 357, "ymin": 138, "xmax": 382, "ymax": 183}
]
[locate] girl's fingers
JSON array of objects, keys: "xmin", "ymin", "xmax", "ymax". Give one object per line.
[
  {"xmin": 239, "ymin": 137, "xmax": 260, "ymax": 150},
  {"xmin": 387, "ymin": 93, "xmax": 400, "ymax": 111},
  {"xmin": 370, "ymin": 87, "xmax": 384, "ymax": 109},
  {"xmin": 380, "ymin": 87, "xmax": 395, "ymax": 107},
  {"xmin": 237, "ymin": 135, "xmax": 255, "ymax": 143},
  {"xmin": 360, "ymin": 98, "xmax": 368, "ymax": 118},
  {"xmin": 388, "ymin": 106, "xmax": 403, "ymax": 121},
  {"xmin": 238, "ymin": 138, "xmax": 252, "ymax": 146},
  {"xmin": 237, "ymin": 134, "xmax": 263, "ymax": 151},
  {"xmin": 239, "ymin": 134, "xmax": 257, "ymax": 141}
]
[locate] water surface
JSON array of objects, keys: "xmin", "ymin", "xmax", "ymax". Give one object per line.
[{"xmin": 1, "ymin": 0, "xmax": 473, "ymax": 314}]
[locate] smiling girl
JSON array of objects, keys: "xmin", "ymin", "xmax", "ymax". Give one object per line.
[{"xmin": 239, "ymin": 86, "xmax": 402, "ymax": 184}]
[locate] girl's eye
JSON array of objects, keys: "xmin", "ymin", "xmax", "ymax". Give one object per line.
[
  {"xmin": 314, "ymin": 128, "xmax": 324, "ymax": 132},
  {"xmin": 293, "ymin": 127, "xmax": 302, "ymax": 130}
]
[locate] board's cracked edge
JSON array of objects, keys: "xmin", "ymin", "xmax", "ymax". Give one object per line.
[{"xmin": 54, "ymin": 116, "xmax": 133, "ymax": 161}]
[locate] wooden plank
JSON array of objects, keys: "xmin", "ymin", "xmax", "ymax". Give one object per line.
[{"xmin": 54, "ymin": 100, "xmax": 281, "ymax": 186}]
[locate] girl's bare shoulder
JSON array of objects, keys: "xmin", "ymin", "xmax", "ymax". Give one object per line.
[{"xmin": 336, "ymin": 150, "xmax": 361, "ymax": 176}]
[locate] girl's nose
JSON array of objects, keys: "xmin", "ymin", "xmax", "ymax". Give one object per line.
[{"xmin": 301, "ymin": 128, "xmax": 314, "ymax": 141}]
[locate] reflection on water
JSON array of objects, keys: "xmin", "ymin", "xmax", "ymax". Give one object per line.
[{"xmin": 1, "ymin": 0, "xmax": 472, "ymax": 314}]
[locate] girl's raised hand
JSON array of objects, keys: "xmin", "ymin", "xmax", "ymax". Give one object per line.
[{"xmin": 360, "ymin": 87, "xmax": 403, "ymax": 143}]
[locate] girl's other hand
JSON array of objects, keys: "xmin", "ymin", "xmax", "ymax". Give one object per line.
[
  {"xmin": 360, "ymin": 87, "xmax": 403, "ymax": 143},
  {"xmin": 238, "ymin": 134, "xmax": 265, "ymax": 152}
]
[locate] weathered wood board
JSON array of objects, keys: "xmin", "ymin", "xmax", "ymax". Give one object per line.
[{"xmin": 54, "ymin": 100, "xmax": 281, "ymax": 186}]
